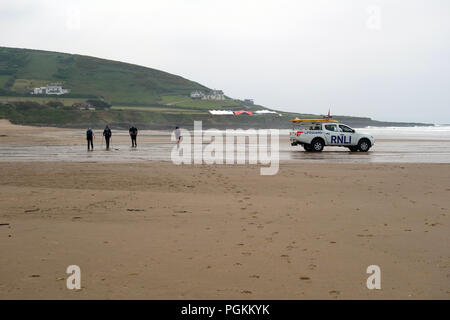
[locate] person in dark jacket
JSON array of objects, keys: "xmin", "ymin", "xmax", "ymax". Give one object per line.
[
  {"xmin": 129, "ymin": 126, "xmax": 138, "ymax": 148},
  {"xmin": 86, "ymin": 128, "xmax": 95, "ymax": 151},
  {"xmin": 103, "ymin": 125, "xmax": 112, "ymax": 150}
]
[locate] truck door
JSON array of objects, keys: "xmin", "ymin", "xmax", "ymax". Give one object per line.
[
  {"xmin": 323, "ymin": 124, "xmax": 339, "ymax": 145},
  {"xmin": 338, "ymin": 124, "xmax": 356, "ymax": 146}
]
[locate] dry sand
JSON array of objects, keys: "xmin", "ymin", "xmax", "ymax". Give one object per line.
[{"xmin": 0, "ymin": 120, "xmax": 449, "ymax": 299}]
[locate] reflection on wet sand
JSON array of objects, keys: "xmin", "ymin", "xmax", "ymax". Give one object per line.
[
  {"xmin": 1, "ymin": 138, "xmax": 450, "ymax": 164},
  {"xmin": 1, "ymin": 120, "xmax": 450, "ymax": 164}
]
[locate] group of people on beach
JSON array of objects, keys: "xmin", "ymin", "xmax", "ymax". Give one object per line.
[{"xmin": 85, "ymin": 125, "xmax": 182, "ymax": 151}]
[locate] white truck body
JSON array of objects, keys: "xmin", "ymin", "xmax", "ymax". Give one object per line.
[{"xmin": 289, "ymin": 122, "xmax": 375, "ymax": 152}]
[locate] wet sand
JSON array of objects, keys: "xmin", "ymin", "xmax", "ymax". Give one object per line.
[
  {"xmin": 0, "ymin": 120, "xmax": 449, "ymax": 299},
  {"xmin": 1, "ymin": 120, "xmax": 450, "ymax": 164}
]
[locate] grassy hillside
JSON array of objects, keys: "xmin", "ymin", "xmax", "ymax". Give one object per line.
[
  {"xmin": 0, "ymin": 46, "xmax": 211, "ymax": 105},
  {"xmin": 0, "ymin": 46, "xmax": 432, "ymax": 128},
  {"xmin": 0, "ymin": 101, "xmax": 431, "ymax": 130}
]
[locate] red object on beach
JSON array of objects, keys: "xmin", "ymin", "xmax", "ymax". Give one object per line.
[{"xmin": 234, "ymin": 110, "xmax": 253, "ymax": 116}]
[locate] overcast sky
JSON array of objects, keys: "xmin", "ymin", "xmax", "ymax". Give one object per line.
[{"xmin": 1, "ymin": 0, "xmax": 449, "ymax": 123}]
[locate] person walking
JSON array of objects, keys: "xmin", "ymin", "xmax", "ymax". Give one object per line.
[
  {"xmin": 103, "ymin": 125, "xmax": 112, "ymax": 150},
  {"xmin": 86, "ymin": 128, "xmax": 95, "ymax": 151},
  {"xmin": 129, "ymin": 125, "xmax": 138, "ymax": 148}
]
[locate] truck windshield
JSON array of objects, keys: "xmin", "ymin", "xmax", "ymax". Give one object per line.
[{"xmin": 339, "ymin": 125, "xmax": 354, "ymax": 133}]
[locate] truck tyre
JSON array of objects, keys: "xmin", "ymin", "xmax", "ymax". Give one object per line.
[
  {"xmin": 311, "ymin": 138, "xmax": 324, "ymax": 152},
  {"xmin": 358, "ymin": 138, "xmax": 371, "ymax": 152},
  {"xmin": 348, "ymin": 146, "xmax": 359, "ymax": 152},
  {"xmin": 303, "ymin": 144, "xmax": 313, "ymax": 152}
]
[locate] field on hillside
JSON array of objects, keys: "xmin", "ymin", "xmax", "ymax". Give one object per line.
[
  {"xmin": 111, "ymin": 105, "xmax": 204, "ymax": 114},
  {"xmin": 0, "ymin": 47, "xmax": 209, "ymax": 105},
  {"xmin": 0, "ymin": 96, "xmax": 87, "ymax": 106},
  {"xmin": 160, "ymin": 95, "xmax": 241, "ymax": 109}
]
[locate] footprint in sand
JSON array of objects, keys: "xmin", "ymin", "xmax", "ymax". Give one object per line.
[
  {"xmin": 299, "ymin": 276, "xmax": 310, "ymax": 280},
  {"xmin": 24, "ymin": 208, "xmax": 40, "ymax": 213},
  {"xmin": 329, "ymin": 290, "xmax": 340, "ymax": 297}
]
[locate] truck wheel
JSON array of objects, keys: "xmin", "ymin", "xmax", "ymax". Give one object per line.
[
  {"xmin": 348, "ymin": 146, "xmax": 359, "ymax": 152},
  {"xmin": 303, "ymin": 144, "xmax": 313, "ymax": 152},
  {"xmin": 358, "ymin": 139, "xmax": 371, "ymax": 152},
  {"xmin": 291, "ymin": 141, "xmax": 298, "ymax": 146},
  {"xmin": 311, "ymin": 138, "xmax": 324, "ymax": 152}
]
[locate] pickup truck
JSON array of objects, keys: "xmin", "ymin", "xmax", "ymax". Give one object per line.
[{"xmin": 289, "ymin": 122, "xmax": 375, "ymax": 152}]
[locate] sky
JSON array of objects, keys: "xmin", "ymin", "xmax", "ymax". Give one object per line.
[{"xmin": 0, "ymin": 0, "xmax": 449, "ymax": 123}]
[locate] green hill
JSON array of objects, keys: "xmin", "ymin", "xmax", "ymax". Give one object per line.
[
  {"xmin": 0, "ymin": 46, "xmax": 432, "ymax": 128},
  {"xmin": 0, "ymin": 46, "xmax": 211, "ymax": 104}
]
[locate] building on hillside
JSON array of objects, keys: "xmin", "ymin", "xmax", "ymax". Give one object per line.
[
  {"xmin": 31, "ymin": 83, "xmax": 69, "ymax": 95},
  {"xmin": 255, "ymin": 110, "xmax": 277, "ymax": 114},
  {"xmin": 190, "ymin": 89, "xmax": 225, "ymax": 100},
  {"xmin": 255, "ymin": 110, "xmax": 282, "ymax": 116},
  {"xmin": 243, "ymin": 99, "xmax": 254, "ymax": 105},
  {"xmin": 32, "ymin": 87, "xmax": 46, "ymax": 95},
  {"xmin": 234, "ymin": 110, "xmax": 253, "ymax": 116},
  {"xmin": 209, "ymin": 110, "xmax": 234, "ymax": 115},
  {"xmin": 203, "ymin": 90, "xmax": 225, "ymax": 100},
  {"xmin": 190, "ymin": 90, "xmax": 204, "ymax": 99}
]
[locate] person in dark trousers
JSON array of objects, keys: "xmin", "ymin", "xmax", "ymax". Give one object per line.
[
  {"xmin": 86, "ymin": 128, "xmax": 95, "ymax": 151},
  {"xmin": 129, "ymin": 126, "xmax": 138, "ymax": 148},
  {"xmin": 103, "ymin": 125, "xmax": 112, "ymax": 150}
]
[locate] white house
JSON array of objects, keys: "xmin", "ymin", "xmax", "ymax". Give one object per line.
[
  {"xmin": 33, "ymin": 87, "xmax": 46, "ymax": 95},
  {"xmin": 31, "ymin": 83, "xmax": 69, "ymax": 95},
  {"xmin": 190, "ymin": 89, "xmax": 225, "ymax": 101},
  {"xmin": 255, "ymin": 110, "xmax": 278, "ymax": 114},
  {"xmin": 255, "ymin": 110, "xmax": 281, "ymax": 116},
  {"xmin": 203, "ymin": 90, "xmax": 225, "ymax": 100},
  {"xmin": 46, "ymin": 83, "xmax": 69, "ymax": 95},
  {"xmin": 209, "ymin": 110, "xmax": 234, "ymax": 115},
  {"xmin": 190, "ymin": 90, "xmax": 204, "ymax": 99}
]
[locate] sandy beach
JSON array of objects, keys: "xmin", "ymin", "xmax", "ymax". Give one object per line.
[{"xmin": 0, "ymin": 120, "xmax": 449, "ymax": 299}]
